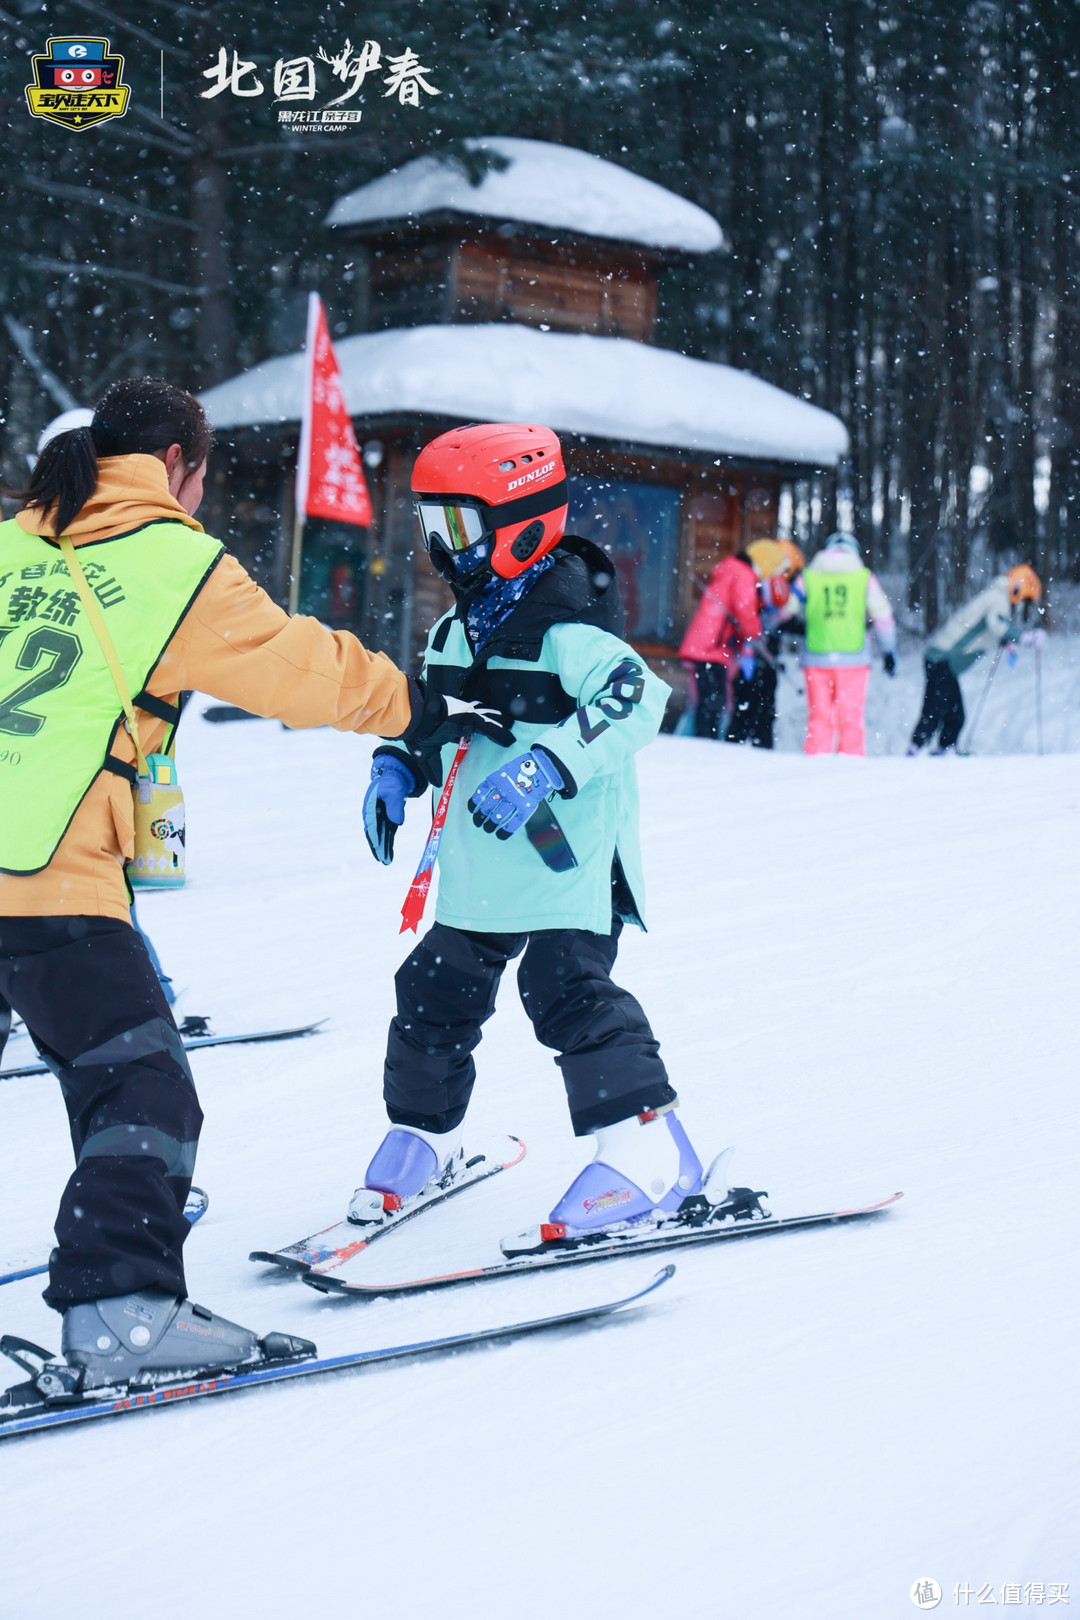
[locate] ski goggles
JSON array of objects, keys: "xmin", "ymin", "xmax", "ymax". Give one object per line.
[
  {"xmin": 415, "ymin": 480, "xmax": 570, "ymax": 557},
  {"xmin": 415, "ymin": 500, "xmax": 493, "ymax": 556}
]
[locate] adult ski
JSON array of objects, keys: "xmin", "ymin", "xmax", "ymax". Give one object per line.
[
  {"xmin": 0, "ymin": 1188, "xmax": 210, "ymax": 1288},
  {"xmin": 302, "ymin": 1192, "xmax": 904, "ymax": 1300},
  {"xmin": 1, "ymin": 1023, "xmax": 325, "ymax": 1081},
  {"xmin": 0, "ymin": 1264, "xmax": 674, "ymax": 1442},
  {"xmin": 250, "ymin": 1136, "xmax": 526, "ymax": 1275}
]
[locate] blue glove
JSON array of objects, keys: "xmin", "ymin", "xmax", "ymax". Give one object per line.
[
  {"xmin": 739, "ymin": 652, "xmax": 756, "ymax": 681},
  {"xmin": 363, "ymin": 755, "xmax": 420, "ymax": 864},
  {"xmin": 467, "ymin": 748, "xmax": 565, "ymax": 840}
]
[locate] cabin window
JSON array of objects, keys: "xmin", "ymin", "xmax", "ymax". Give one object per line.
[{"xmin": 567, "ymin": 478, "xmax": 681, "ymax": 644}]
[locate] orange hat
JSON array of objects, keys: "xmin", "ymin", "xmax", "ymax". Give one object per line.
[
  {"xmin": 1007, "ymin": 565, "xmax": 1041, "ymax": 605},
  {"xmin": 746, "ymin": 539, "xmax": 786, "ymax": 579},
  {"xmin": 778, "ymin": 539, "xmax": 806, "ymax": 578}
]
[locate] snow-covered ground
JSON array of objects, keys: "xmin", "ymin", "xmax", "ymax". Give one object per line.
[
  {"xmin": 1, "ymin": 692, "xmax": 1077, "ymax": 1618},
  {"xmin": 772, "ymin": 628, "xmax": 1080, "ymax": 756}
]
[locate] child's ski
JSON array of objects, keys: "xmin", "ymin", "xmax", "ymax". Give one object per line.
[
  {"xmin": 0, "ymin": 1188, "xmax": 210, "ymax": 1288},
  {"xmin": 0, "ymin": 1265, "xmax": 674, "ymax": 1442},
  {"xmin": 250, "ymin": 1136, "xmax": 527, "ymax": 1275},
  {"xmin": 1, "ymin": 1023, "xmax": 325, "ymax": 1081},
  {"xmin": 302, "ymin": 1193, "xmax": 903, "ymax": 1299}
]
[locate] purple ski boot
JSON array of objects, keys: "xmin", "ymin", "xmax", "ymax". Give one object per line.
[
  {"xmin": 500, "ymin": 1107, "xmax": 707, "ymax": 1258},
  {"xmin": 348, "ymin": 1124, "xmax": 464, "ymax": 1225}
]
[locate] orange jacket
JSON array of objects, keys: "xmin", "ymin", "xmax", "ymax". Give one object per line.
[{"xmin": 0, "ymin": 454, "xmax": 410, "ymax": 922}]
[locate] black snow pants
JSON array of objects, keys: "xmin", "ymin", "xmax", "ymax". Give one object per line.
[
  {"xmin": 727, "ymin": 659, "xmax": 778, "ymax": 749},
  {"xmin": 383, "ymin": 919, "xmax": 676, "ymax": 1137},
  {"xmin": 0, "ymin": 916, "xmax": 201, "ymax": 1310},
  {"xmin": 911, "ymin": 658, "xmax": 965, "ymax": 752},
  {"xmin": 692, "ymin": 662, "xmax": 729, "ymax": 740}
]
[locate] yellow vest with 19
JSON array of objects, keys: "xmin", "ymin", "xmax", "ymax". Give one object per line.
[{"xmin": 804, "ymin": 567, "xmax": 870, "ymax": 656}]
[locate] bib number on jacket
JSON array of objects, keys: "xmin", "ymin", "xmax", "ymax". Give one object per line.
[
  {"xmin": 804, "ymin": 569, "xmax": 869, "ymax": 655},
  {"xmin": 0, "ymin": 625, "xmax": 84, "ymax": 738}
]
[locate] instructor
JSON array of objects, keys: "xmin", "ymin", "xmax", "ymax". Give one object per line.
[{"xmin": 0, "ymin": 376, "xmax": 501, "ymax": 1387}]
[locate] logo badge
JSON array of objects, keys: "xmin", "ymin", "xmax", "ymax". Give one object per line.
[{"xmin": 24, "ymin": 37, "xmax": 130, "ymax": 130}]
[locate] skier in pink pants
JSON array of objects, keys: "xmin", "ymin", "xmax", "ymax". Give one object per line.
[{"xmin": 801, "ymin": 533, "xmax": 896, "ymax": 755}]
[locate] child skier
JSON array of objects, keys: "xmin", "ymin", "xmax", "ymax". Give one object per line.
[
  {"xmin": 357, "ymin": 422, "xmax": 729, "ymax": 1257},
  {"xmin": 908, "ymin": 566, "xmax": 1044, "ymax": 754}
]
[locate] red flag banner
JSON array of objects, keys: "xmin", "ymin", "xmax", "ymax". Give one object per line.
[{"xmin": 295, "ymin": 292, "xmax": 372, "ymax": 527}]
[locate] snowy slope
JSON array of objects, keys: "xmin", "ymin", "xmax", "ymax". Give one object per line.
[
  {"xmin": 1, "ymin": 700, "xmax": 1077, "ymax": 1618},
  {"xmin": 770, "ymin": 628, "xmax": 1080, "ymax": 756}
]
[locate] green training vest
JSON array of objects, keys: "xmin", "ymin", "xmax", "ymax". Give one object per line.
[
  {"xmin": 804, "ymin": 567, "xmax": 870, "ymax": 655},
  {"xmin": 0, "ymin": 519, "xmax": 222, "ymax": 875}
]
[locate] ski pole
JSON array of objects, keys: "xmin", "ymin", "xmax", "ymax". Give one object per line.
[
  {"xmin": 1035, "ymin": 641, "xmax": 1044, "ymax": 756},
  {"xmin": 962, "ymin": 645, "xmax": 1003, "ymax": 755}
]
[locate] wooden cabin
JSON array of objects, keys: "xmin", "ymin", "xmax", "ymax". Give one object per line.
[{"xmin": 201, "ymin": 138, "xmax": 846, "ymax": 701}]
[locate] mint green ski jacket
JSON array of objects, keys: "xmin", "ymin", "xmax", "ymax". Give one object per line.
[{"xmin": 380, "ymin": 543, "xmax": 670, "ymax": 935}]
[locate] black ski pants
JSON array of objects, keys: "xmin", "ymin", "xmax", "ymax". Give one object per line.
[
  {"xmin": 727, "ymin": 660, "xmax": 778, "ymax": 749},
  {"xmin": 911, "ymin": 658, "xmax": 965, "ymax": 752},
  {"xmin": 692, "ymin": 662, "xmax": 729, "ymax": 740},
  {"xmin": 384, "ymin": 920, "xmax": 675, "ymax": 1137},
  {"xmin": 0, "ymin": 916, "xmax": 201, "ymax": 1310}
]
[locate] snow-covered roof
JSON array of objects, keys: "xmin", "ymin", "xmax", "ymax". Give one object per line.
[
  {"xmin": 202, "ymin": 324, "xmax": 847, "ymax": 467},
  {"xmin": 325, "ymin": 136, "xmax": 724, "ymax": 255}
]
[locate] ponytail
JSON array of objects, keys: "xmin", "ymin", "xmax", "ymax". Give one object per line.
[
  {"xmin": 17, "ymin": 376, "xmax": 214, "ymax": 536},
  {"xmin": 21, "ymin": 426, "xmax": 99, "ymax": 540}
]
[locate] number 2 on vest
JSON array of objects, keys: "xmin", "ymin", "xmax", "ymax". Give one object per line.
[{"xmin": 0, "ymin": 627, "xmax": 83, "ymax": 737}]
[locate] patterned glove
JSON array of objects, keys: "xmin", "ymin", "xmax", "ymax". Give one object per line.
[
  {"xmin": 363, "ymin": 754, "xmax": 421, "ymax": 865},
  {"xmin": 467, "ymin": 748, "xmax": 566, "ymax": 840}
]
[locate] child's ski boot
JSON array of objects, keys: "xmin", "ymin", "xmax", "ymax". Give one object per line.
[
  {"xmin": 501, "ymin": 1110, "xmax": 765, "ymax": 1257},
  {"xmin": 347, "ymin": 1123, "xmax": 465, "ymax": 1226}
]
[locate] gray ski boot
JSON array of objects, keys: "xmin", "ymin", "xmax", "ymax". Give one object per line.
[{"xmin": 57, "ymin": 1289, "xmax": 315, "ymax": 1391}]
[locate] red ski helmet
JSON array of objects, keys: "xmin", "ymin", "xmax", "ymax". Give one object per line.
[{"xmin": 411, "ymin": 423, "xmax": 569, "ymax": 581}]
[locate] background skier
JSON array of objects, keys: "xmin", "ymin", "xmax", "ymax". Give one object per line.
[
  {"xmin": 0, "ymin": 377, "xmax": 502, "ymax": 1395},
  {"xmin": 802, "ymin": 531, "xmax": 897, "ymax": 756},
  {"xmin": 908, "ymin": 566, "xmax": 1044, "ymax": 754},
  {"xmin": 358, "ymin": 422, "xmax": 727, "ymax": 1260},
  {"xmin": 678, "ymin": 547, "xmax": 762, "ymax": 740},
  {"xmin": 728, "ymin": 539, "xmax": 805, "ymax": 749}
]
